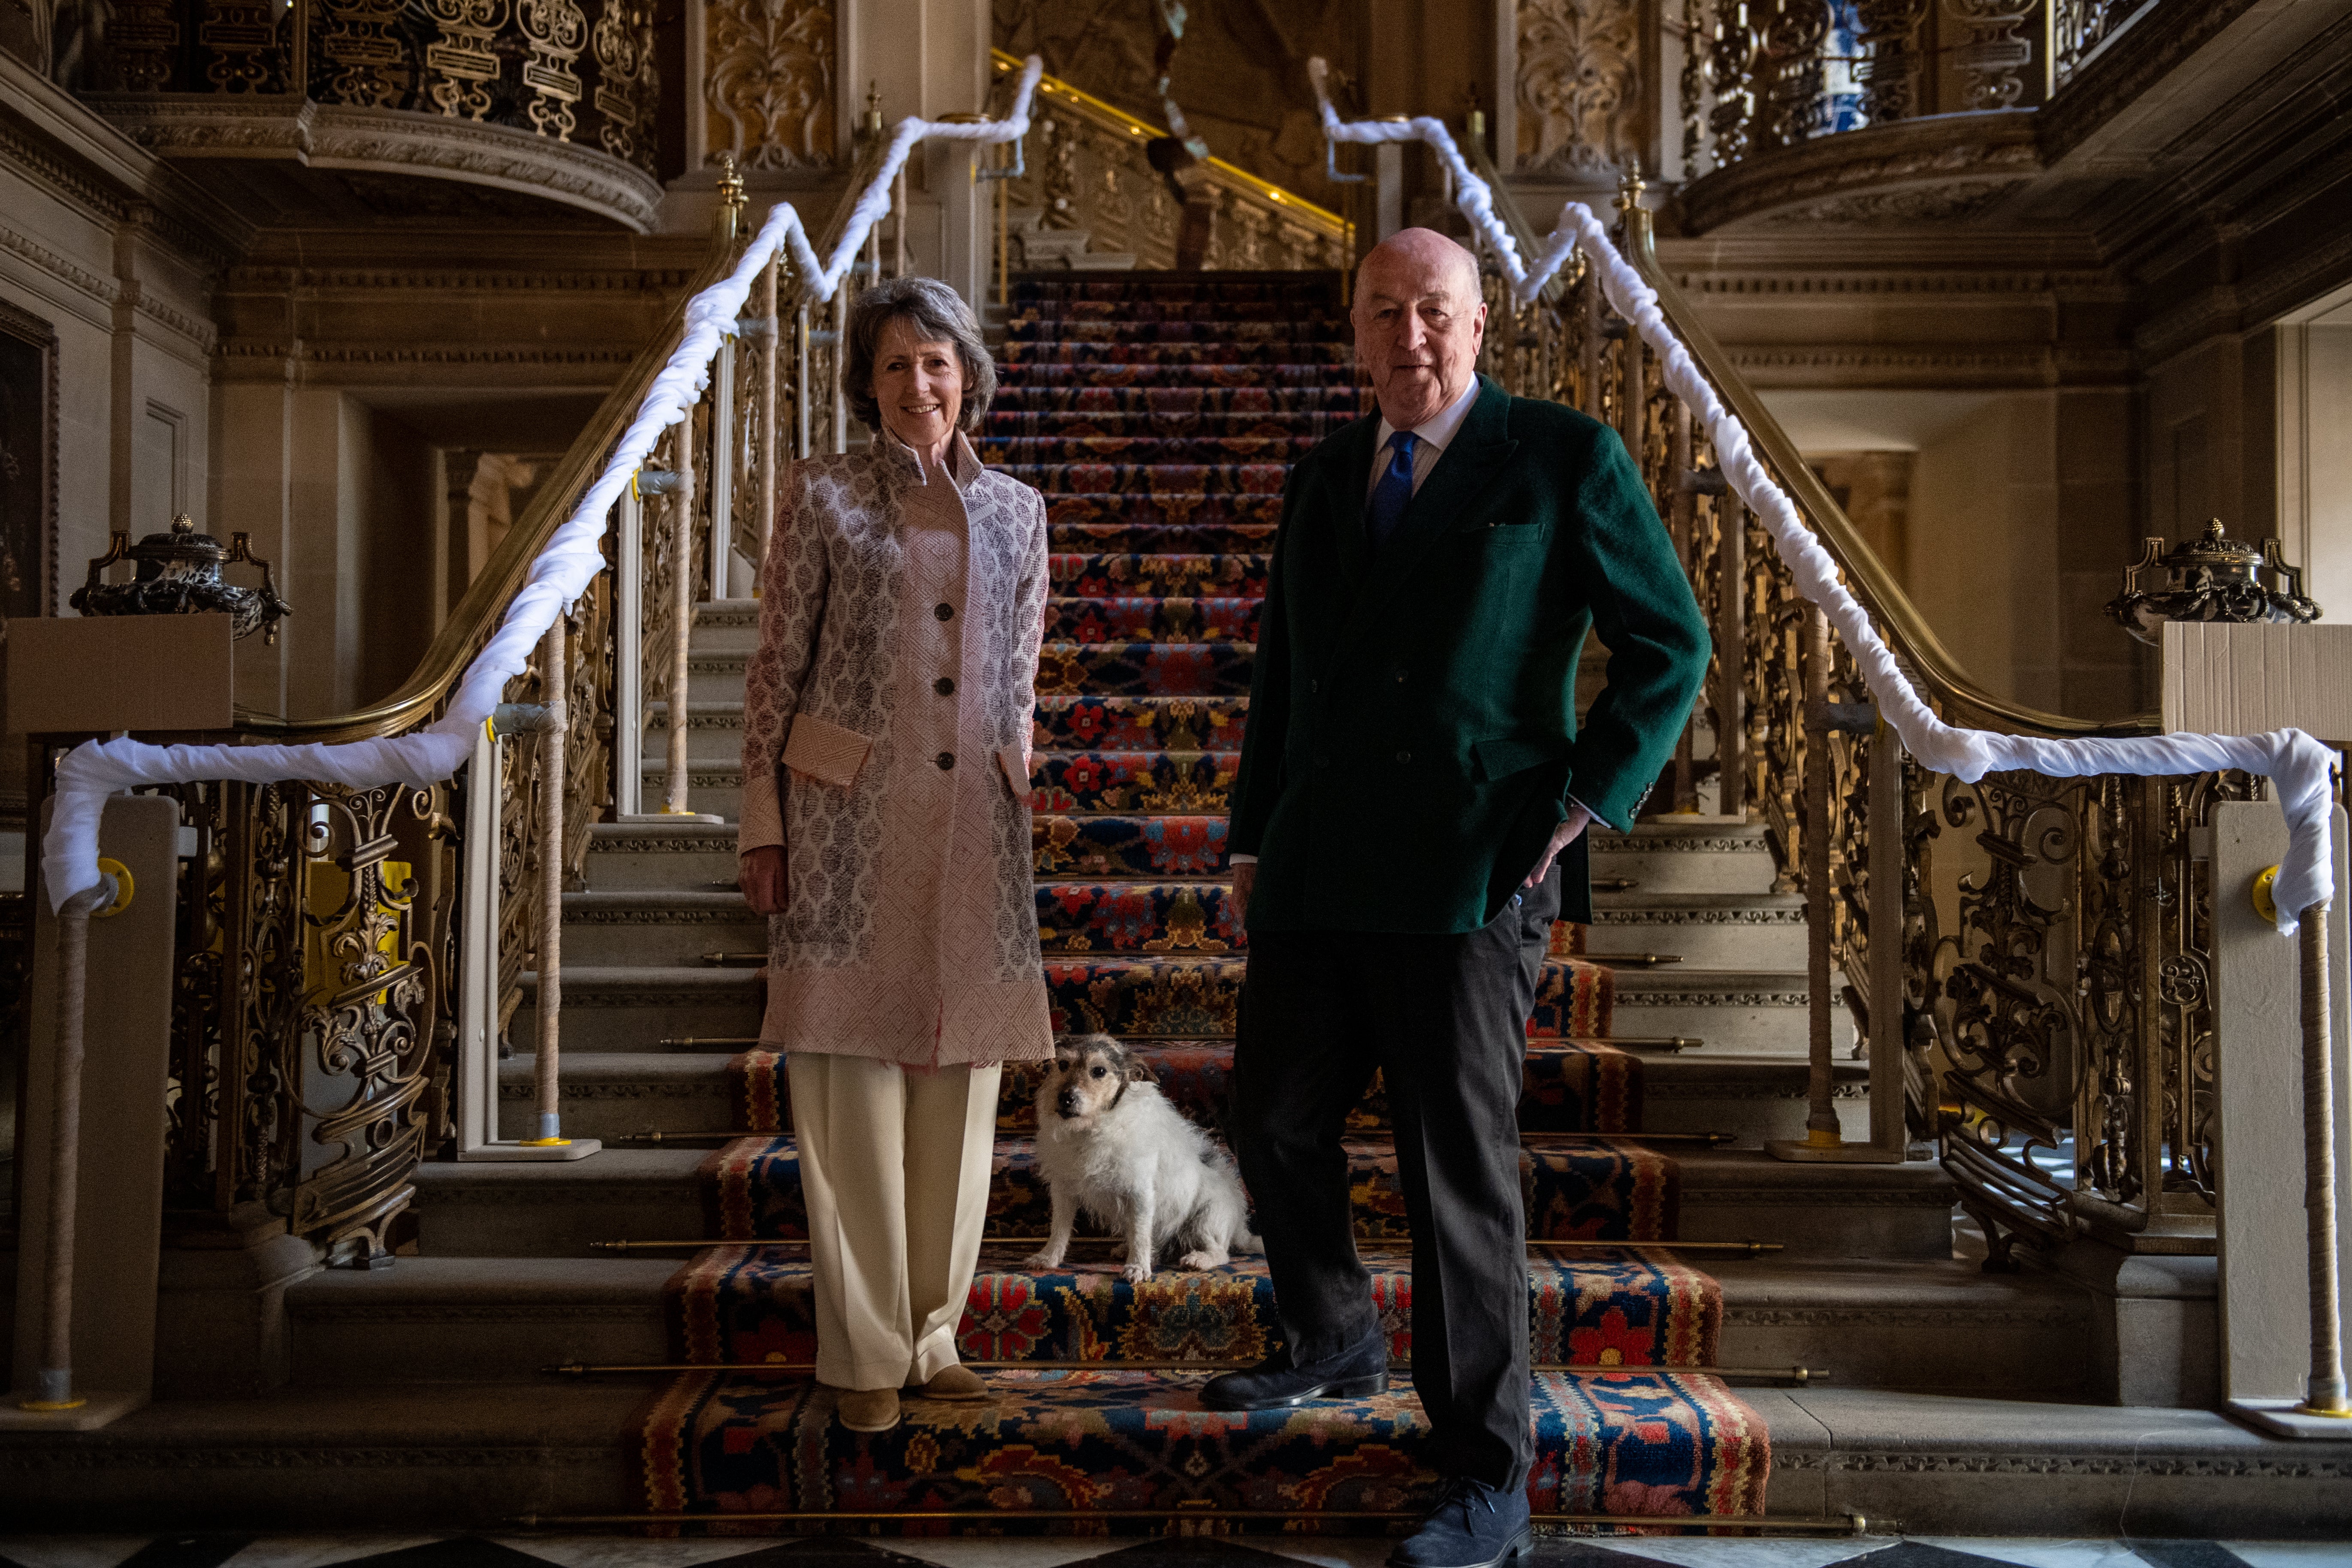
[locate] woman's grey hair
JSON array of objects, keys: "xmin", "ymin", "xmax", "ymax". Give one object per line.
[{"xmin": 842, "ymin": 276, "xmax": 997, "ymax": 435}]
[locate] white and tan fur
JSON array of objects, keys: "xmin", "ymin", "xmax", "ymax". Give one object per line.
[{"xmin": 1025, "ymin": 1035, "xmax": 1259, "ymax": 1283}]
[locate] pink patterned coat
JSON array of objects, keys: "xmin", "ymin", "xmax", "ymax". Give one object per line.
[{"xmin": 737, "ymin": 432, "xmax": 1053, "ymax": 1065}]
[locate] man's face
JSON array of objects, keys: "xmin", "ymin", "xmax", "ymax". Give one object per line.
[{"xmin": 1352, "ymin": 235, "xmax": 1487, "ymax": 432}]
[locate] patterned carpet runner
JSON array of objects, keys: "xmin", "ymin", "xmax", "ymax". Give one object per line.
[{"xmin": 636, "ymin": 269, "xmax": 1768, "ymax": 1528}]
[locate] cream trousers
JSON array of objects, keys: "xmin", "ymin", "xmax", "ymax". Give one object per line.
[{"xmin": 785, "ymin": 1051, "xmax": 1001, "ymax": 1391}]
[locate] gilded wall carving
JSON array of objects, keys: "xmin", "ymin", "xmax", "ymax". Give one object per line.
[
  {"xmin": 1515, "ymin": 0, "xmax": 1641, "ymax": 178},
  {"xmin": 705, "ymin": 0, "xmax": 834, "ymax": 169}
]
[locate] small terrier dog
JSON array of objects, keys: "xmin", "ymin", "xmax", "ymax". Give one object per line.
[{"xmin": 1025, "ymin": 1035, "xmax": 1258, "ymax": 1283}]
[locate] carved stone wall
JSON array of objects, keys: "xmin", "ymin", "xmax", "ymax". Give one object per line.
[
  {"xmin": 703, "ymin": 0, "xmax": 834, "ymax": 170},
  {"xmin": 1514, "ymin": 0, "xmax": 1642, "ymax": 178}
]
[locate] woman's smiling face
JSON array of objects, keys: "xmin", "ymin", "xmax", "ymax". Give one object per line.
[{"xmin": 872, "ymin": 314, "xmax": 966, "ymax": 458}]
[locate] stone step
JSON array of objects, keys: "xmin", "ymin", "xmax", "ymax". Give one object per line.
[
  {"xmin": 559, "ymin": 889, "xmax": 763, "ymax": 966},
  {"xmin": 501, "ymin": 1037, "xmax": 1646, "ymax": 1143},
  {"xmin": 284, "ymin": 1251, "xmax": 2085, "ymax": 1399},
  {"xmin": 515, "ymin": 967, "xmax": 758, "ymax": 1052},
  {"xmin": 408, "ymin": 1145, "xmax": 1954, "ymax": 1261},
  {"xmin": 9, "ymin": 1380, "xmax": 2336, "ymax": 1534},
  {"xmin": 583, "ymin": 821, "xmax": 737, "ymax": 888},
  {"xmin": 1583, "ymin": 891, "xmax": 1808, "ymax": 968},
  {"xmin": 1590, "ymin": 818, "xmax": 1779, "ymax": 894},
  {"xmin": 636, "ymin": 757, "xmax": 741, "ymax": 819},
  {"xmin": 1612, "ymin": 967, "xmax": 1851, "ymax": 1057}
]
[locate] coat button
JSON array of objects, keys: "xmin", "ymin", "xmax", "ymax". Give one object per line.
[
  {"xmin": 1309, "ymin": 678, "xmax": 1319, "ymax": 694},
  {"xmin": 936, "ymin": 751, "xmax": 955, "ymax": 770},
  {"xmin": 934, "ymin": 677, "xmax": 955, "ymax": 696},
  {"xmin": 1395, "ymin": 671, "xmax": 1407, "ymax": 683},
  {"xmin": 935, "ymin": 603, "xmax": 954, "ymax": 621},
  {"xmin": 1396, "ymin": 750, "xmax": 1411, "ymax": 764}
]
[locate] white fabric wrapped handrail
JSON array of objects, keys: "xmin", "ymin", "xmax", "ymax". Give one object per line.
[
  {"xmin": 40, "ymin": 58, "xmax": 1046, "ymax": 915},
  {"xmin": 1307, "ymin": 57, "xmax": 2337, "ymax": 933}
]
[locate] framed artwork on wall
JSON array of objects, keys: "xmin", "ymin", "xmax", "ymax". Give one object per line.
[{"xmin": 0, "ymin": 299, "xmax": 56, "ymax": 630}]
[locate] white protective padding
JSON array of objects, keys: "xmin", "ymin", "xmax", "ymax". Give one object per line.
[
  {"xmin": 40, "ymin": 57, "xmax": 1047, "ymax": 915},
  {"xmin": 1306, "ymin": 58, "xmax": 2337, "ymax": 935}
]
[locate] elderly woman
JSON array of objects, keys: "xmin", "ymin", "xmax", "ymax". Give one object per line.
[{"xmin": 736, "ymin": 275, "xmax": 1052, "ymax": 1435}]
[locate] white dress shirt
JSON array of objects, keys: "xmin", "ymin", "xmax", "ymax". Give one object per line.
[
  {"xmin": 1364, "ymin": 376, "xmax": 1481, "ymax": 503},
  {"xmin": 1232, "ymin": 376, "xmax": 1592, "ymax": 875}
]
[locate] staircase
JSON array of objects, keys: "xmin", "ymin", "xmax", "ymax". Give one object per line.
[{"xmin": 11, "ymin": 272, "xmax": 2349, "ymax": 1537}]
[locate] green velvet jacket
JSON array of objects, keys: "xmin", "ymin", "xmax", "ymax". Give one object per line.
[{"xmin": 1229, "ymin": 375, "xmax": 1710, "ymax": 934}]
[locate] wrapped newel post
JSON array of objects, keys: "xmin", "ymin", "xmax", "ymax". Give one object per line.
[{"xmin": 3, "ymin": 795, "xmax": 177, "ymax": 1431}]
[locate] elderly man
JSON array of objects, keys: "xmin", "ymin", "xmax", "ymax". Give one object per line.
[{"xmin": 1204, "ymin": 230, "xmax": 1710, "ymax": 1564}]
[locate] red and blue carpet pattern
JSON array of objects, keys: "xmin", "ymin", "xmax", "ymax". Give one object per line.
[
  {"xmin": 638, "ymin": 1367, "xmax": 1768, "ymax": 1525},
  {"xmin": 666, "ymin": 1246, "xmax": 1719, "ymax": 1372},
  {"xmin": 725, "ymin": 1038, "xmax": 1641, "ymax": 1139},
  {"xmin": 638, "ymin": 271, "xmax": 1766, "ymax": 1530}
]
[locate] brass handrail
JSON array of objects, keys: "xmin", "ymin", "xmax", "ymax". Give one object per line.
[
  {"xmin": 232, "ymin": 139, "xmax": 891, "ymax": 745},
  {"xmin": 1461, "ymin": 133, "xmax": 2153, "ymax": 740},
  {"xmin": 988, "ymin": 48, "xmax": 1352, "ymax": 244},
  {"xmin": 1619, "ymin": 208, "xmax": 2156, "ymax": 739}
]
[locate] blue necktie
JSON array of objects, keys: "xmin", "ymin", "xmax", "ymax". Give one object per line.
[{"xmin": 1364, "ymin": 430, "xmax": 1418, "ymax": 557}]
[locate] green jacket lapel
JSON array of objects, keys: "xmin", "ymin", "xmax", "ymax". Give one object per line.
[
  {"xmin": 1314, "ymin": 411, "xmax": 1382, "ymax": 597},
  {"xmin": 1337, "ymin": 375, "xmax": 1519, "ymax": 647}
]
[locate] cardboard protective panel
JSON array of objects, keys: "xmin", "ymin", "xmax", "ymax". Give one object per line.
[
  {"xmin": 6, "ymin": 613, "xmax": 236, "ymax": 735},
  {"xmin": 2163, "ymin": 622, "xmax": 2352, "ymax": 744}
]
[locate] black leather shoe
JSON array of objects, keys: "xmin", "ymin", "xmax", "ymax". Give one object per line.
[
  {"xmin": 1389, "ymin": 1477, "xmax": 1532, "ymax": 1568},
  {"xmin": 1198, "ymin": 1333, "xmax": 1387, "ymax": 1410}
]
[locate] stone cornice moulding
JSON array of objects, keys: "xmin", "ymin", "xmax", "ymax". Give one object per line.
[
  {"xmin": 2038, "ymin": 0, "xmax": 2269, "ymax": 165},
  {"xmin": 1672, "ymin": 270, "xmax": 2122, "ymax": 299},
  {"xmin": 89, "ymin": 99, "xmax": 664, "ymax": 234},
  {"xmin": 0, "ymin": 220, "xmax": 123, "ymax": 312},
  {"xmin": 220, "ymin": 266, "xmax": 700, "ymax": 294},
  {"xmin": 0, "ymin": 56, "xmax": 253, "ymax": 262},
  {"xmin": 1677, "ymin": 112, "xmax": 2042, "ymax": 236}
]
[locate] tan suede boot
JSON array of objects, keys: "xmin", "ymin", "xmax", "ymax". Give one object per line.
[
  {"xmin": 836, "ymin": 1386, "xmax": 900, "ymax": 1432},
  {"xmin": 907, "ymin": 1363, "xmax": 987, "ymax": 1401}
]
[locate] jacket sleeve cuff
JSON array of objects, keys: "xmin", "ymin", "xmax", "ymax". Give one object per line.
[{"xmin": 738, "ymin": 767, "xmax": 783, "ymax": 855}]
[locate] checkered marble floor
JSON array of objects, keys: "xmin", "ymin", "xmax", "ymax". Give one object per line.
[{"xmin": 2, "ymin": 1532, "xmax": 2345, "ymax": 1568}]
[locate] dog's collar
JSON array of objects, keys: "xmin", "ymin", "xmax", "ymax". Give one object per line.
[{"xmin": 1108, "ymin": 1076, "xmax": 1130, "ymax": 1113}]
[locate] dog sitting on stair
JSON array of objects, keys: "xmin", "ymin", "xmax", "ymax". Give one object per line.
[{"xmin": 1026, "ymin": 1035, "xmax": 1260, "ymax": 1283}]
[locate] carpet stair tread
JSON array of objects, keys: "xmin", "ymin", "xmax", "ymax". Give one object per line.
[
  {"xmin": 1002, "ymin": 462, "xmax": 1290, "ymax": 495},
  {"xmin": 1034, "ymin": 641, "xmax": 1255, "ymax": 696},
  {"xmin": 1048, "ymin": 553, "xmax": 1271, "ymax": 589},
  {"xmin": 699, "ymin": 1133, "xmax": 1676, "ymax": 1244},
  {"xmin": 992, "ymin": 388, "xmax": 1364, "ymax": 414},
  {"xmin": 995, "ymin": 412, "xmax": 1357, "ymax": 437},
  {"xmin": 987, "ymin": 435, "xmax": 1322, "ymax": 462},
  {"xmin": 1045, "ymin": 493, "xmax": 1285, "ymax": 525},
  {"xmin": 1031, "ymin": 695, "xmax": 1250, "ymax": 750},
  {"xmin": 1043, "ymin": 596, "xmax": 1262, "ymax": 641},
  {"xmin": 670, "ymin": 1245, "xmax": 1721, "ymax": 1370},
  {"xmin": 722, "ymin": 1036, "xmax": 1640, "ymax": 1135},
  {"xmin": 1002, "ymin": 317, "xmax": 1350, "ymax": 343}
]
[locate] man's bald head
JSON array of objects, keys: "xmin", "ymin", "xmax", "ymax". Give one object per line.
[
  {"xmin": 1356, "ymin": 227, "xmax": 1481, "ymax": 302},
  {"xmin": 1351, "ymin": 227, "xmax": 1488, "ymax": 431}
]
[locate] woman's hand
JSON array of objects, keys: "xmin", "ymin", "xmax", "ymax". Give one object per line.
[{"xmin": 740, "ymin": 845, "xmax": 788, "ymax": 915}]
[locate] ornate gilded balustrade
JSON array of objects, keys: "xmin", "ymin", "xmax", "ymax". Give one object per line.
[
  {"xmin": 72, "ymin": 0, "xmax": 663, "ymax": 228},
  {"xmin": 984, "ymin": 51, "xmax": 1352, "ymax": 275},
  {"xmin": 1471, "ymin": 139, "xmax": 2231, "ymax": 1264},
  {"xmin": 123, "ymin": 150, "xmax": 885, "ymax": 1260}
]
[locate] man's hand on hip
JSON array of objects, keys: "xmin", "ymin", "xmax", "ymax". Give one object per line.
[
  {"xmin": 1525, "ymin": 804, "xmax": 1594, "ymax": 888},
  {"xmin": 1230, "ymin": 861, "xmax": 1256, "ymax": 924}
]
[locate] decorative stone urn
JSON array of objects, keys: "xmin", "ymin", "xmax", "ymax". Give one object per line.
[
  {"xmin": 71, "ymin": 514, "xmax": 293, "ymax": 644},
  {"xmin": 2105, "ymin": 518, "xmax": 2319, "ymax": 646}
]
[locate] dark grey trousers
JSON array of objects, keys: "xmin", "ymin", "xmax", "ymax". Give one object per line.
[{"xmin": 1231, "ymin": 865, "xmax": 1560, "ymax": 1490}]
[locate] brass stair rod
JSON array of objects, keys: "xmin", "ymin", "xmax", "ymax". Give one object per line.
[
  {"xmin": 650, "ymin": 1033, "xmax": 1701, "ymax": 1049},
  {"xmin": 512, "ymin": 1508, "xmax": 1877, "ymax": 1534},
  {"xmin": 591, "ymin": 1236, "xmax": 1782, "ymax": 1254},
  {"xmin": 1587, "ymin": 953, "xmax": 1681, "ymax": 967},
  {"xmin": 543, "ymin": 1359, "xmax": 1816, "ymax": 1382},
  {"xmin": 658, "ymin": 1036, "xmax": 761, "ymax": 1047}
]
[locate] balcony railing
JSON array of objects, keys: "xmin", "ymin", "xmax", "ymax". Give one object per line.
[
  {"xmin": 1677, "ymin": 0, "xmax": 2156, "ymax": 182},
  {"xmin": 68, "ymin": 0, "xmax": 661, "ymax": 210}
]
